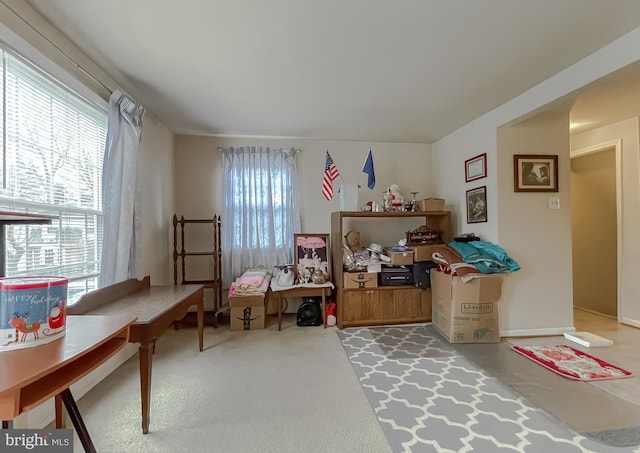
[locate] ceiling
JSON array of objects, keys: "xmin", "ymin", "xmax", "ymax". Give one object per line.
[{"xmin": 25, "ymin": 0, "xmax": 640, "ymax": 143}]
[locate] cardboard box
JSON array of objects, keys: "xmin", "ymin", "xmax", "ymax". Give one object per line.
[
  {"xmin": 413, "ymin": 244, "xmax": 443, "ymax": 262},
  {"xmin": 383, "ymin": 246, "xmax": 414, "ymax": 265},
  {"xmin": 229, "ymin": 295, "xmax": 266, "ymax": 330},
  {"xmin": 344, "ymin": 271, "xmax": 378, "ymax": 288},
  {"xmin": 430, "ymin": 270, "xmax": 503, "ymax": 343},
  {"xmin": 417, "ymin": 198, "xmax": 445, "ymax": 211}
]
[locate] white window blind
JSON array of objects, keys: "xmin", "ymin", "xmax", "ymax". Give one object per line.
[{"xmin": 0, "ymin": 46, "xmax": 107, "ymax": 303}]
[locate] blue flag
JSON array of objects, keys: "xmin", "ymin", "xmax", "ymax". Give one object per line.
[{"xmin": 362, "ymin": 150, "xmax": 376, "ymax": 189}]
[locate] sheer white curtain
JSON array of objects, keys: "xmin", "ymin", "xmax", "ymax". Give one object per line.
[
  {"xmin": 222, "ymin": 146, "xmax": 300, "ymax": 286},
  {"xmin": 100, "ymin": 90, "xmax": 145, "ymax": 287}
]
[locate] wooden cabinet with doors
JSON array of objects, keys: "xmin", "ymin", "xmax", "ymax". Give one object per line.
[
  {"xmin": 342, "ymin": 286, "xmax": 432, "ymax": 327},
  {"xmin": 331, "ymin": 210, "xmax": 450, "ymax": 328}
]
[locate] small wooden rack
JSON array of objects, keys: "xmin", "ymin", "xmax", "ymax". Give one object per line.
[{"xmin": 173, "ymin": 214, "xmax": 222, "ymax": 324}]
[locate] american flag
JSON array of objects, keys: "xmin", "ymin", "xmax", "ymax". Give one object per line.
[{"xmin": 322, "ymin": 151, "xmax": 340, "ymax": 200}]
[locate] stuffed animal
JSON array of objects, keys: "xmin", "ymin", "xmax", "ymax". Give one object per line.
[{"xmin": 344, "ymin": 230, "xmax": 363, "ymax": 252}]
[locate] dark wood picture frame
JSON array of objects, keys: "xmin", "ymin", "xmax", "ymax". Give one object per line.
[
  {"xmin": 294, "ymin": 233, "xmax": 331, "ymax": 283},
  {"xmin": 514, "ymin": 154, "xmax": 558, "ymax": 192},
  {"xmin": 466, "ymin": 186, "xmax": 487, "ymax": 224},
  {"xmin": 465, "ymin": 152, "xmax": 487, "ymax": 182}
]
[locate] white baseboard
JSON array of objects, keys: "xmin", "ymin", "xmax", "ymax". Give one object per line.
[
  {"xmin": 23, "ymin": 343, "xmax": 138, "ymax": 429},
  {"xmin": 573, "ymin": 306, "xmax": 617, "ymax": 320},
  {"xmin": 621, "ymin": 317, "xmax": 640, "ymax": 328},
  {"xmin": 501, "ymin": 326, "xmax": 576, "ymax": 337}
]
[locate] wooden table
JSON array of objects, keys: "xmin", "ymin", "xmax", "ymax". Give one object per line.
[
  {"xmin": 270, "ymin": 281, "xmax": 334, "ymax": 330},
  {"xmin": 66, "ymin": 276, "xmax": 204, "ymax": 434},
  {"xmin": 0, "ymin": 313, "xmax": 137, "ymax": 453}
]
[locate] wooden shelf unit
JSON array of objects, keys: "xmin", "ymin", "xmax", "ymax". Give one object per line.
[
  {"xmin": 173, "ymin": 214, "xmax": 222, "ymax": 321},
  {"xmin": 331, "ymin": 210, "xmax": 451, "ymax": 328}
]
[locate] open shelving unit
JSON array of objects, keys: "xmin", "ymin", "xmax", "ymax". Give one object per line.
[
  {"xmin": 173, "ymin": 214, "xmax": 222, "ymax": 325},
  {"xmin": 331, "ymin": 210, "xmax": 451, "ymax": 328}
]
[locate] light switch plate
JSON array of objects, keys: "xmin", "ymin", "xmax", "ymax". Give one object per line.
[{"xmin": 548, "ymin": 197, "xmax": 560, "ymax": 209}]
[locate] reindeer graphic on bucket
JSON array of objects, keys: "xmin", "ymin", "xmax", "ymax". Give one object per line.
[{"xmin": 0, "ymin": 276, "xmax": 68, "ymax": 350}]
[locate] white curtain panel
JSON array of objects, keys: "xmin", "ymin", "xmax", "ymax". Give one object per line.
[
  {"xmin": 222, "ymin": 146, "xmax": 300, "ymax": 286},
  {"xmin": 100, "ymin": 90, "xmax": 145, "ymax": 287}
]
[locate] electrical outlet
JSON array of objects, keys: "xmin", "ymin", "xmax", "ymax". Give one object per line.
[{"xmin": 548, "ymin": 197, "xmax": 560, "ymax": 209}]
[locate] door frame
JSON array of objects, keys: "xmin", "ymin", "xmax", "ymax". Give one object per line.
[{"xmin": 570, "ymin": 138, "xmax": 622, "ymax": 321}]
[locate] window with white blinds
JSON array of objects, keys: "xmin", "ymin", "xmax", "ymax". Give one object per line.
[{"xmin": 0, "ymin": 46, "xmax": 107, "ymax": 303}]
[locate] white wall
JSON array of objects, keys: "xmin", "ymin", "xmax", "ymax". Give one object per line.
[
  {"xmin": 432, "ymin": 119, "xmax": 499, "ymax": 241},
  {"xmin": 173, "ymin": 136, "xmax": 432, "ymax": 313},
  {"xmin": 571, "ymin": 118, "xmax": 640, "ymax": 327},
  {"xmin": 174, "ymin": 136, "xmax": 433, "ymax": 254},
  {"xmin": 433, "ymin": 27, "xmax": 640, "ymax": 335},
  {"xmin": 497, "ymin": 112, "xmax": 574, "ymax": 335},
  {"xmin": 135, "ymin": 114, "xmax": 176, "ymax": 285}
]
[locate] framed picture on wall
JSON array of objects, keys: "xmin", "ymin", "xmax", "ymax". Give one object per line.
[
  {"xmin": 466, "ymin": 186, "xmax": 487, "ymax": 223},
  {"xmin": 465, "ymin": 153, "xmax": 487, "ymax": 182},
  {"xmin": 294, "ymin": 234, "xmax": 331, "ymax": 283},
  {"xmin": 514, "ymin": 154, "xmax": 558, "ymax": 192}
]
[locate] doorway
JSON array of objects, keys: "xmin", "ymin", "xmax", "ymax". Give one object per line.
[{"xmin": 570, "ymin": 141, "xmax": 620, "ymax": 319}]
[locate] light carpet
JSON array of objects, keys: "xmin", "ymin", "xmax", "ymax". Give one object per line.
[
  {"xmin": 60, "ymin": 316, "xmax": 390, "ymax": 453},
  {"xmin": 338, "ymin": 324, "xmax": 640, "ymax": 452}
]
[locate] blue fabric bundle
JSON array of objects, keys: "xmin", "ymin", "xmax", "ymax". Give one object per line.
[{"xmin": 448, "ymin": 241, "xmax": 520, "ymax": 274}]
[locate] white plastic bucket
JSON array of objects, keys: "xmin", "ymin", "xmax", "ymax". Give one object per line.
[{"xmin": 0, "ymin": 276, "xmax": 68, "ymax": 351}]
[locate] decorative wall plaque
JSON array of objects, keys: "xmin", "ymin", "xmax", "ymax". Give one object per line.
[{"xmin": 405, "ymin": 225, "xmax": 440, "ymax": 246}]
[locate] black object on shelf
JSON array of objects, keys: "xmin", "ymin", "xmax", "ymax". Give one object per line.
[
  {"xmin": 413, "ymin": 261, "xmax": 438, "ymax": 288},
  {"xmin": 379, "ymin": 265, "xmax": 414, "ymax": 286},
  {"xmin": 454, "ymin": 233, "xmax": 481, "ymax": 242}
]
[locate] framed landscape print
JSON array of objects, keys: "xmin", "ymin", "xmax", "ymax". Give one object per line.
[
  {"xmin": 466, "ymin": 186, "xmax": 487, "ymax": 223},
  {"xmin": 294, "ymin": 234, "xmax": 331, "ymax": 283},
  {"xmin": 514, "ymin": 154, "xmax": 558, "ymax": 192},
  {"xmin": 465, "ymin": 153, "xmax": 487, "ymax": 182}
]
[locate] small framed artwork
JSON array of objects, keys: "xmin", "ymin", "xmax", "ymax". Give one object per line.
[
  {"xmin": 466, "ymin": 186, "xmax": 487, "ymax": 224},
  {"xmin": 465, "ymin": 153, "xmax": 487, "ymax": 182},
  {"xmin": 294, "ymin": 234, "xmax": 331, "ymax": 283},
  {"xmin": 514, "ymin": 154, "xmax": 558, "ymax": 192}
]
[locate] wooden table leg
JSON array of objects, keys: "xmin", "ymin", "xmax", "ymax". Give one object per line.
[
  {"xmin": 196, "ymin": 300, "xmax": 204, "ymax": 352},
  {"xmin": 322, "ymin": 289, "xmax": 327, "ymax": 328},
  {"xmin": 278, "ymin": 292, "xmax": 283, "ymax": 331},
  {"xmin": 139, "ymin": 342, "xmax": 154, "ymax": 434},
  {"xmin": 1, "ymin": 420, "xmax": 11, "ymax": 429},
  {"xmin": 60, "ymin": 388, "xmax": 97, "ymax": 453},
  {"xmin": 55, "ymin": 394, "xmax": 66, "ymax": 428}
]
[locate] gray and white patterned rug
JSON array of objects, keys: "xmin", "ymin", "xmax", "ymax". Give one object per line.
[{"xmin": 337, "ymin": 324, "xmax": 640, "ymax": 453}]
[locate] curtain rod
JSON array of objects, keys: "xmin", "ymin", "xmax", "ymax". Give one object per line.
[{"xmin": 217, "ymin": 147, "xmax": 302, "ymax": 152}]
